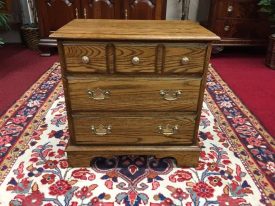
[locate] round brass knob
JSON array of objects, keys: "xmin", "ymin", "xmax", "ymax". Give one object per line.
[
  {"xmin": 131, "ymin": 56, "xmax": 140, "ymax": 65},
  {"xmin": 181, "ymin": 56, "xmax": 189, "ymax": 65},
  {"xmin": 227, "ymin": 5, "xmax": 233, "ymax": 13},
  {"xmin": 82, "ymin": 56, "xmax": 90, "ymax": 64},
  {"xmin": 224, "ymin": 25, "xmax": 230, "ymax": 31}
]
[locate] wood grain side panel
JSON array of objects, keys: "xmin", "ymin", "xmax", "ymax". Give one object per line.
[
  {"xmin": 57, "ymin": 41, "xmax": 76, "ymax": 145},
  {"xmin": 72, "ymin": 112, "xmax": 196, "ymax": 145},
  {"xmin": 193, "ymin": 44, "xmax": 212, "ymax": 145},
  {"xmin": 63, "ymin": 44, "xmax": 107, "ymax": 73},
  {"xmin": 67, "ymin": 77, "xmax": 201, "ymax": 111},
  {"xmin": 66, "ymin": 144, "xmax": 201, "ymax": 167},
  {"xmin": 164, "ymin": 44, "xmax": 207, "ymax": 74}
]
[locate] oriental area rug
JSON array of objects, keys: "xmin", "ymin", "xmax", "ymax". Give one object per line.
[{"xmin": 0, "ymin": 63, "xmax": 274, "ymax": 206}]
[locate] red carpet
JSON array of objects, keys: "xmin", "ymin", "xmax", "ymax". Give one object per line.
[
  {"xmin": 0, "ymin": 44, "xmax": 58, "ymax": 115},
  {"xmin": 211, "ymin": 52, "xmax": 275, "ymax": 137}
]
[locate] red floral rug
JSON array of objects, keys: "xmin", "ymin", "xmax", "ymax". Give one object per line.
[{"xmin": 0, "ymin": 63, "xmax": 274, "ymax": 206}]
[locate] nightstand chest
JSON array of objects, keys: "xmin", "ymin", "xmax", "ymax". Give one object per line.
[
  {"xmin": 51, "ymin": 19, "xmax": 220, "ymax": 167},
  {"xmin": 207, "ymin": 0, "xmax": 270, "ymax": 46}
]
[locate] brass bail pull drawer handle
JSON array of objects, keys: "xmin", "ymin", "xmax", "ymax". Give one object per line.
[
  {"xmin": 160, "ymin": 90, "xmax": 182, "ymax": 101},
  {"xmin": 91, "ymin": 124, "xmax": 112, "ymax": 136},
  {"xmin": 87, "ymin": 88, "xmax": 110, "ymax": 100},
  {"xmin": 158, "ymin": 124, "xmax": 178, "ymax": 136}
]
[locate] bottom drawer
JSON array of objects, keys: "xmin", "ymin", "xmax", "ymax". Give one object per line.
[{"xmin": 72, "ymin": 112, "xmax": 197, "ymax": 145}]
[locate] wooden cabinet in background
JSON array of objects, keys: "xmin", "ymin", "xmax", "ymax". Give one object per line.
[
  {"xmin": 206, "ymin": 0, "xmax": 270, "ymax": 46},
  {"xmin": 81, "ymin": 0, "xmax": 122, "ymax": 19},
  {"xmin": 0, "ymin": 0, "xmax": 11, "ymax": 13},
  {"xmin": 37, "ymin": 0, "xmax": 80, "ymax": 37},
  {"xmin": 123, "ymin": 0, "xmax": 166, "ymax": 20},
  {"xmin": 36, "ymin": 0, "xmax": 167, "ymax": 55}
]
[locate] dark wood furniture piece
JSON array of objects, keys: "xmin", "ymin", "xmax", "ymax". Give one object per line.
[
  {"xmin": 51, "ymin": 19, "xmax": 219, "ymax": 167},
  {"xmin": 0, "ymin": 0, "xmax": 21, "ymax": 30},
  {"xmin": 266, "ymin": 34, "xmax": 275, "ymax": 69},
  {"xmin": 206, "ymin": 0, "xmax": 270, "ymax": 46},
  {"xmin": 0, "ymin": 0, "xmax": 10, "ymax": 14},
  {"xmin": 36, "ymin": 0, "xmax": 167, "ymax": 55}
]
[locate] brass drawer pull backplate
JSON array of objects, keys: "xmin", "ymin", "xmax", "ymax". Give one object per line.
[
  {"xmin": 91, "ymin": 124, "xmax": 112, "ymax": 136},
  {"xmin": 158, "ymin": 124, "xmax": 179, "ymax": 136},
  {"xmin": 87, "ymin": 88, "xmax": 110, "ymax": 100},
  {"xmin": 160, "ymin": 90, "xmax": 182, "ymax": 101}
]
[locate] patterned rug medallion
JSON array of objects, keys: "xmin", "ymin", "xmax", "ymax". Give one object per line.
[{"xmin": 0, "ymin": 63, "xmax": 274, "ymax": 206}]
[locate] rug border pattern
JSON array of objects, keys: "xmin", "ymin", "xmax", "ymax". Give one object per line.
[
  {"xmin": 0, "ymin": 63, "xmax": 63, "ymax": 183},
  {"xmin": 0, "ymin": 63, "xmax": 60, "ymax": 127},
  {"xmin": 204, "ymin": 91, "xmax": 273, "ymax": 203},
  {"xmin": 209, "ymin": 65, "xmax": 274, "ymax": 143}
]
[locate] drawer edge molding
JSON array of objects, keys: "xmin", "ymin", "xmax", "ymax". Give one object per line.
[
  {"xmin": 66, "ymin": 144, "xmax": 201, "ymax": 168},
  {"xmin": 66, "ymin": 145, "xmax": 201, "ymax": 152}
]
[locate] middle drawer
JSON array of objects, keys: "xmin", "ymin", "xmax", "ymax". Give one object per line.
[{"xmin": 67, "ymin": 76, "xmax": 201, "ymax": 112}]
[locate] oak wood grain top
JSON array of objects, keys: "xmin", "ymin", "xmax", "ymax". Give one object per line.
[{"xmin": 50, "ymin": 19, "xmax": 220, "ymax": 41}]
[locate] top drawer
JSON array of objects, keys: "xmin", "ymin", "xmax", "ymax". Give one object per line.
[
  {"xmin": 62, "ymin": 42, "xmax": 207, "ymax": 74},
  {"xmin": 215, "ymin": 0, "xmax": 259, "ymax": 20}
]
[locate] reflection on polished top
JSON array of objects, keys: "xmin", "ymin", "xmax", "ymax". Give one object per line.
[{"xmin": 50, "ymin": 19, "xmax": 220, "ymax": 41}]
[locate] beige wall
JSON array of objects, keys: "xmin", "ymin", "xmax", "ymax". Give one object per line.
[
  {"xmin": 166, "ymin": 0, "xmax": 210, "ymax": 22},
  {"xmin": 166, "ymin": 0, "xmax": 182, "ymax": 20}
]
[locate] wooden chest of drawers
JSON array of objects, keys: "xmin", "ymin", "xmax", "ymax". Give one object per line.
[
  {"xmin": 51, "ymin": 19, "xmax": 219, "ymax": 167},
  {"xmin": 207, "ymin": 0, "xmax": 270, "ymax": 46}
]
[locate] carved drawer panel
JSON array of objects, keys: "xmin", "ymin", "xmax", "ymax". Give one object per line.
[
  {"xmin": 63, "ymin": 43, "xmax": 108, "ymax": 73},
  {"xmin": 67, "ymin": 76, "xmax": 201, "ymax": 112},
  {"xmin": 163, "ymin": 43, "xmax": 207, "ymax": 74},
  {"xmin": 115, "ymin": 43, "xmax": 156, "ymax": 73},
  {"xmin": 72, "ymin": 112, "xmax": 196, "ymax": 145}
]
